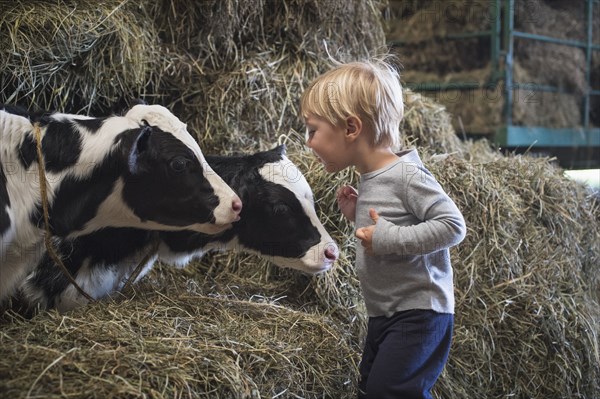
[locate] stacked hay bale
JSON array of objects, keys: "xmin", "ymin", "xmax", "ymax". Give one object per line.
[
  {"xmin": 0, "ymin": 0, "xmax": 159, "ymax": 114},
  {"xmin": 1, "ymin": 1, "xmax": 598, "ymax": 398},
  {"xmin": 429, "ymin": 144, "xmax": 600, "ymax": 398},
  {"xmin": 385, "ymin": 0, "xmax": 600, "ymax": 135}
]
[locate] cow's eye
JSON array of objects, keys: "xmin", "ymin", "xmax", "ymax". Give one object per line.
[
  {"xmin": 170, "ymin": 157, "xmax": 189, "ymax": 172},
  {"xmin": 273, "ymin": 204, "xmax": 290, "ymax": 215}
]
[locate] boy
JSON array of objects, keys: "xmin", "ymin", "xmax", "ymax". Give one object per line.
[{"xmin": 301, "ymin": 59, "xmax": 466, "ymax": 398}]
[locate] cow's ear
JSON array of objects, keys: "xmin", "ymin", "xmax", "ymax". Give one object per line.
[
  {"xmin": 128, "ymin": 126, "xmax": 152, "ymax": 173},
  {"xmin": 136, "ymin": 125, "xmax": 152, "ymax": 153}
]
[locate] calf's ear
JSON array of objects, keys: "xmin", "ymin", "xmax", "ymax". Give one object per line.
[{"xmin": 128, "ymin": 126, "xmax": 152, "ymax": 174}]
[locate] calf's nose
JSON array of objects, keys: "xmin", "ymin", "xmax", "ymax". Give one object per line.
[
  {"xmin": 324, "ymin": 246, "xmax": 338, "ymax": 261},
  {"xmin": 232, "ymin": 197, "xmax": 243, "ymax": 214}
]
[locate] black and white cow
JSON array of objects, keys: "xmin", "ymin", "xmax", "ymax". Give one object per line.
[
  {"xmin": 0, "ymin": 104, "xmax": 241, "ymax": 302},
  {"xmin": 21, "ymin": 145, "xmax": 339, "ymax": 312}
]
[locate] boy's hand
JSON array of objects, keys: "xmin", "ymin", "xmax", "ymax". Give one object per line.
[
  {"xmin": 355, "ymin": 208, "xmax": 379, "ymax": 255},
  {"xmin": 336, "ymin": 185, "xmax": 358, "ymax": 222}
]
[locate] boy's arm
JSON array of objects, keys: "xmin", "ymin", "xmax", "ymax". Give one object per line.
[{"xmin": 372, "ymin": 171, "xmax": 466, "ymax": 256}]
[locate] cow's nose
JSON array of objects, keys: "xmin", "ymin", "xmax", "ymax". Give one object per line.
[
  {"xmin": 324, "ymin": 246, "xmax": 338, "ymax": 261},
  {"xmin": 232, "ymin": 198, "xmax": 243, "ymax": 213}
]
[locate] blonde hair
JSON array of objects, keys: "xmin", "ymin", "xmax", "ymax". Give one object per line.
[{"xmin": 301, "ymin": 59, "xmax": 404, "ymax": 150}]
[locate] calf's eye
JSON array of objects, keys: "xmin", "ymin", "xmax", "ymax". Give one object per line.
[
  {"xmin": 273, "ymin": 204, "xmax": 290, "ymax": 215},
  {"xmin": 170, "ymin": 157, "xmax": 189, "ymax": 172}
]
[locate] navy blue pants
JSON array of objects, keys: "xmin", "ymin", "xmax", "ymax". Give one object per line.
[{"xmin": 358, "ymin": 309, "xmax": 453, "ymax": 399}]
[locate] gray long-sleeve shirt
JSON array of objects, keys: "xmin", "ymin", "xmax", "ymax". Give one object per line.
[{"xmin": 355, "ymin": 149, "xmax": 466, "ymax": 317}]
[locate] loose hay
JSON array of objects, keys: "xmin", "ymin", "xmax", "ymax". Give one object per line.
[
  {"xmin": 1, "ymin": 1, "xmax": 599, "ymax": 398},
  {"xmin": 1, "ymin": 272, "xmax": 358, "ymax": 398}
]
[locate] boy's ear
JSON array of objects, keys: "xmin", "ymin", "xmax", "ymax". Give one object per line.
[{"xmin": 345, "ymin": 116, "xmax": 362, "ymax": 140}]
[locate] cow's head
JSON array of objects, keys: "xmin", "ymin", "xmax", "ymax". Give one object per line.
[
  {"xmin": 122, "ymin": 105, "xmax": 242, "ymax": 234},
  {"xmin": 232, "ymin": 145, "xmax": 338, "ymax": 273}
]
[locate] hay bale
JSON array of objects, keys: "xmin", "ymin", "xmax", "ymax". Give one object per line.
[
  {"xmin": 385, "ymin": 0, "xmax": 598, "ymax": 131},
  {"xmin": 152, "ymin": 0, "xmax": 389, "ymax": 153},
  {"xmin": 0, "ymin": 0, "xmax": 160, "ymax": 113},
  {"xmin": 385, "ymin": 0, "xmax": 492, "ymax": 77},
  {"xmin": 400, "ymin": 90, "xmax": 465, "ymax": 152},
  {"xmin": 0, "ymin": 267, "xmax": 359, "ymax": 398},
  {"xmin": 385, "ymin": 0, "xmax": 492, "ymax": 43},
  {"xmin": 414, "ymin": 78, "xmax": 582, "ymax": 135},
  {"xmin": 427, "ymin": 148, "xmax": 600, "ymax": 398},
  {"xmin": 419, "ymin": 84, "xmax": 505, "ymax": 136},
  {"xmin": 514, "ymin": 0, "xmax": 588, "ymax": 95}
]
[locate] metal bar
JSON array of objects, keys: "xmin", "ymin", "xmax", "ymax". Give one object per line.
[
  {"xmin": 512, "ymin": 30, "xmax": 599, "ymax": 49},
  {"xmin": 513, "ymin": 83, "xmax": 575, "ymax": 94},
  {"xmin": 446, "ymin": 31, "xmax": 492, "ymax": 39},
  {"xmin": 584, "ymin": 0, "xmax": 593, "ymax": 128},
  {"xmin": 497, "ymin": 126, "xmax": 600, "ymax": 147},
  {"xmin": 504, "ymin": 0, "xmax": 515, "ymax": 126},
  {"xmin": 404, "ymin": 82, "xmax": 484, "ymax": 91},
  {"xmin": 490, "ymin": 0, "xmax": 501, "ymax": 83}
]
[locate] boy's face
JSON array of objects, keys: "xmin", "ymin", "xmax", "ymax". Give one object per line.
[{"xmin": 304, "ymin": 114, "xmax": 352, "ymax": 173}]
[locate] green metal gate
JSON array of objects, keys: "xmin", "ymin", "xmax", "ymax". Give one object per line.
[{"xmin": 390, "ymin": 0, "xmax": 600, "ymax": 165}]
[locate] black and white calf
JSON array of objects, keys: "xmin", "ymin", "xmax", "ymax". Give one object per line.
[
  {"xmin": 0, "ymin": 104, "xmax": 241, "ymax": 302},
  {"xmin": 21, "ymin": 146, "xmax": 339, "ymax": 312}
]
